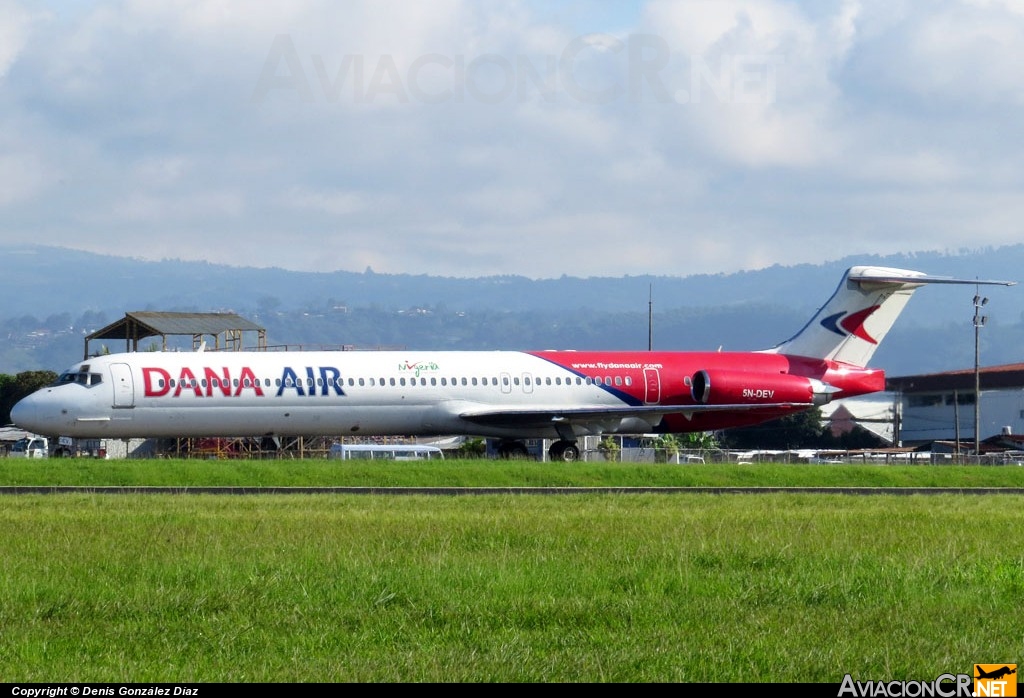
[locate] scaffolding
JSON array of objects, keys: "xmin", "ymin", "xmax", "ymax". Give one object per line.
[{"xmin": 166, "ymin": 435, "xmax": 338, "ymax": 460}]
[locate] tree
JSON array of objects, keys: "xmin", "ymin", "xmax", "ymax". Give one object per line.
[
  {"xmin": 718, "ymin": 408, "xmax": 828, "ymax": 450},
  {"xmin": 652, "ymin": 433, "xmax": 680, "ymax": 463},
  {"xmin": 453, "ymin": 438, "xmax": 486, "ymax": 459},
  {"xmin": 678, "ymin": 431, "xmax": 718, "ymax": 450},
  {"xmin": 0, "ymin": 370, "xmax": 58, "ymax": 425},
  {"xmin": 598, "ymin": 435, "xmax": 621, "ymax": 462}
]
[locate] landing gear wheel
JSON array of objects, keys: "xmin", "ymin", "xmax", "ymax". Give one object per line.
[
  {"xmin": 498, "ymin": 441, "xmax": 530, "ymax": 459},
  {"xmin": 549, "ymin": 441, "xmax": 580, "ymax": 462}
]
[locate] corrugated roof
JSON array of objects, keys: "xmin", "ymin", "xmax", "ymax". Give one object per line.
[
  {"xmin": 0, "ymin": 425, "xmax": 36, "ymax": 443},
  {"xmin": 88, "ymin": 312, "xmax": 264, "ymax": 340},
  {"xmin": 887, "ymin": 362, "xmax": 1024, "ymax": 393}
]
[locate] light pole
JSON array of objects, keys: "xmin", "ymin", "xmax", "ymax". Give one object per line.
[{"xmin": 973, "ymin": 289, "xmax": 988, "ymax": 460}]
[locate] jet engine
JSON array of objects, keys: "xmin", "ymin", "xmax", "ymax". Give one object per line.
[{"xmin": 690, "ymin": 369, "xmax": 837, "ymax": 406}]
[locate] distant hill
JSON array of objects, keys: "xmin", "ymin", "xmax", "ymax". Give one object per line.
[
  {"xmin": 0, "ymin": 244, "xmax": 1020, "ymax": 376},
  {"xmin": 3, "ymin": 244, "xmax": 1022, "ymax": 317}
]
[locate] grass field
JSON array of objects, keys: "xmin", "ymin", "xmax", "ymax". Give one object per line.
[
  {"xmin": 2, "ymin": 457, "xmax": 1024, "ymax": 488},
  {"xmin": 0, "ymin": 460, "xmax": 1021, "ymax": 682}
]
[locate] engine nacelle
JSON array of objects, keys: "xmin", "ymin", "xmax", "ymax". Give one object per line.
[{"xmin": 690, "ymin": 370, "xmax": 836, "ymax": 406}]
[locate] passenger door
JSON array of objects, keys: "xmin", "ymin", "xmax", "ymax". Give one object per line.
[
  {"xmin": 644, "ymin": 368, "xmax": 661, "ymax": 405},
  {"xmin": 110, "ymin": 363, "xmax": 135, "ymax": 408}
]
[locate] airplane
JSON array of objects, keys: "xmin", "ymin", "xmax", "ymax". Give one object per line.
[
  {"xmin": 975, "ymin": 666, "xmax": 1016, "ymax": 681},
  {"xmin": 10, "ymin": 266, "xmax": 1015, "ymax": 461}
]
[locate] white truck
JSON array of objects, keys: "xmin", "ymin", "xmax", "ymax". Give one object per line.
[
  {"xmin": 10, "ymin": 435, "xmax": 49, "ymax": 458},
  {"xmin": 8, "ymin": 435, "xmax": 112, "ymax": 458}
]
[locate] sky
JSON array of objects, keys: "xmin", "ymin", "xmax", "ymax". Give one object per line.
[{"xmin": 1, "ymin": 0, "xmax": 1023, "ymax": 279}]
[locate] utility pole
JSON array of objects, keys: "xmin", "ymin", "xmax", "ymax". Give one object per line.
[
  {"xmin": 973, "ymin": 288, "xmax": 988, "ymax": 461},
  {"xmin": 648, "ymin": 283, "xmax": 653, "ymax": 351},
  {"xmin": 953, "ymin": 390, "xmax": 960, "ymax": 460}
]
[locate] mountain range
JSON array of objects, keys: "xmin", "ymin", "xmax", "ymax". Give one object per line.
[{"xmin": 1, "ymin": 244, "xmax": 1021, "ymax": 377}]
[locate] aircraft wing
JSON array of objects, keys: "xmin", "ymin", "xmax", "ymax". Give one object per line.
[{"xmin": 458, "ymin": 401, "xmax": 813, "ymax": 432}]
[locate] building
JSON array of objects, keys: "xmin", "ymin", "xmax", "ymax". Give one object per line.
[
  {"xmin": 820, "ymin": 394, "xmax": 895, "ymax": 444},
  {"xmin": 886, "ymin": 363, "xmax": 1024, "ymax": 448}
]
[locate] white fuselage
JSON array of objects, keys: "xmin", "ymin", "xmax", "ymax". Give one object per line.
[{"xmin": 11, "ymin": 350, "xmax": 652, "ymax": 439}]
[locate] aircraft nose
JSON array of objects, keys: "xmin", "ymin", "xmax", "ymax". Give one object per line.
[{"xmin": 10, "ymin": 395, "xmax": 37, "ymax": 431}]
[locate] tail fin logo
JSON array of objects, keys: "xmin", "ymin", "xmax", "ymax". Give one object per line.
[{"xmin": 821, "ymin": 306, "xmax": 880, "ymax": 344}]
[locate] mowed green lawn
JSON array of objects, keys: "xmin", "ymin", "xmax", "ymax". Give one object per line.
[
  {"xmin": 0, "ymin": 461, "xmax": 1021, "ymax": 682},
  {"xmin": 3, "ymin": 457, "xmax": 1024, "ymax": 487}
]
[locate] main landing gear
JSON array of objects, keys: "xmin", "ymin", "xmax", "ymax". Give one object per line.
[
  {"xmin": 496, "ymin": 441, "xmax": 530, "ymax": 459},
  {"xmin": 494, "ymin": 439, "xmax": 581, "ymax": 462},
  {"xmin": 548, "ymin": 440, "xmax": 580, "ymax": 462}
]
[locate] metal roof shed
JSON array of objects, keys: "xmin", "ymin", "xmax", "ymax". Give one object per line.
[{"xmin": 84, "ymin": 311, "xmax": 266, "ymax": 358}]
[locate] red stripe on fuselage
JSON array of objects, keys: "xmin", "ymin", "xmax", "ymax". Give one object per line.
[{"xmin": 528, "ymin": 350, "xmax": 884, "ymax": 404}]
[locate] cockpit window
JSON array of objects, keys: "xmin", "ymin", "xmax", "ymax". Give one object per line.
[{"xmin": 54, "ymin": 371, "xmax": 104, "ymax": 387}]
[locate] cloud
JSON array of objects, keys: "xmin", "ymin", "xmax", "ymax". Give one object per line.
[
  {"xmin": 0, "ymin": 0, "xmax": 39, "ymax": 80},
  {"xmin": 1, "ymin": 0, "xmax": 1023, "ymax": 279},
  {"xmin": 282, "ymin": 187, "xmax": 373, "ymax": 216}
]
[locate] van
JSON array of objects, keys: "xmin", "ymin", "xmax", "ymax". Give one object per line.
[{"xmin": 328, "ymin": 443, "xmax": 445, "ymax": 461}]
